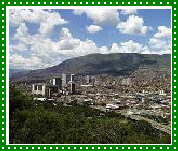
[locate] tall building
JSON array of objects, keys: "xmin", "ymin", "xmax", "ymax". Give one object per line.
[
  {"xmin": 62, "ymin": 73, "xmax": 66, "ymax": 86},
  {"xmin": 87, "ymin": 75, "xmax": 90, "ymax": 83},
  {"xmin": 71, "ymin": 74, "xmax": 74, "ymax": 83},
  {"xmin": 52, "ymin": 78, "xmax": 62, "ymax": 88},
  {"xmin": 70, "ymin": 74, "xmax": 75, "ymax": 94},
  {"xmin": 71, "ymin": 83, "xmax": 75, "ymax": 94}
]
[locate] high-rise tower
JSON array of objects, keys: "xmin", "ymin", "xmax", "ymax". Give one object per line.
[
  {"xmin": 70, "ymin": 74, "xmax": 75, "ymax": 94},
  {"xmin": 62, "ymin": 73, "xmax": 66, "ymax": 87}
]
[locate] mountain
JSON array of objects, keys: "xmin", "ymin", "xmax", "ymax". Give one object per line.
[
  {"xmin": 10, "ymin": 53, "xmax": 171, "ymax": 83},
  {"xmin": 9, "ymin": 69, "xmax": 30, "ymax": 77}
]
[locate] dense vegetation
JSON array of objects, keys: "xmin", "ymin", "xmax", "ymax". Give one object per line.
[{"xmin": 9, "ymin": 84, "xmax": 171, "ymax": 144}]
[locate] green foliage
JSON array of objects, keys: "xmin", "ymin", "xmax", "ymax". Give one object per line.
[
  {"xmin": 9, "ymin": 84, "xmax": 36, "ymax": 114},
  {"xmin": 9, "ymin": 84, "xmax": 171, "ymax": 144}
]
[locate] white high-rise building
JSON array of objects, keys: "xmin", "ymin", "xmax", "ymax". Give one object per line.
[
  {"xmin": 70, "ymin": 74, "xmax": 75, "ymax": 94},
  {"xmin": 87, "ymin": 75, "xmax": 90, "ymax": 83},
  {"xmin": 62, "ymin": 73, "xmax": 66, "ymax": 86}
]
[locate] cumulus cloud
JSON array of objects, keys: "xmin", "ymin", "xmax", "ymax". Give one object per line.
[
  {"xmin": 148, "ymin": 26, "xmax": 171, "ymax": 54},
  {"xmin": 9, "ymin": 42, "xmax": 27, "ymax": 54},
  {"xmin": 109, "ymin": 41, "xmax": 167, "ymax": 55},
  {"xmin": 14, "ymin": 23, "xmax": 27, "ymax": 40},
  {"xmin": 10, "ymin": 9, "xmax": 68, "ymax": 36},
  {"xmin": 121, "ymin": 9, "xmax": 137, "ymax": 15},
  {"xmin": 120, "ymin": 40, "xmax": 143, "ymax": 53},
  {"xmin": 110, "ymin": 40, "xmax": 143, "ymax": 53},
  {"xmin": 153, "ymin": 26, "xmax": 171, "ymax": 39},
  {"xmin": 73, "ymin": 9, "xmax": 119, "ymax": 26},
  {"xmin": 87, "ymin": 25, "xmax": 103, "ymax": 34},
  {"xmin": 10, "ymin": 27, "xmax": 100, "ymax": 69},
  {"xmin": 110, "ymin": 43, "xmax": 120, "ymax": 53},
  {"xmin": 60, "ymin": 28, "xmax": 73, "ymax": 39},
  {"xmin": 99, "ymin": 46, "xmax": 109, "ymax": 54},
  {"xmin": 10, "ymin": 24, "xmax": 170, "ymax": 69},
  {"xmin": 9, "ymin": 54, "xmax": 42, "ymax": 69},
  {"xmin": 117, "ymin": 15, "xmax": 148, "ymax": 35},
  {"xmin": 141, "ymin": 46, "xmax": 151, "ymax": 54},
  {"xmin": 141, "ymin": 46, "xmax": 159, "ymax": 55}
]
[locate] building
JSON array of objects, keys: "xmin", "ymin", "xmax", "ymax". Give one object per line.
[
  {"xmin": 32, "ymin": 83, "xmax": 46, "ymax": 96},
  {"xmin": 62, "ymin": 73, "xmax": 66, "ymax": 87},
  {"xmin": 68, "ymin": 74, "xmax": 76, "ymax": 94},
  {"xmin": 52, "ymin": 78, "xmax": 62, "ymax": 87},
  {"xmin": 47, "ymin": 85, "xmax": 60, "ymax": 98},
  {"xmin": 48, "ymin": 78, "xmax": 62, "ymax": 98},
  {"xmin": 71, "ymin": 83, "xmax": 75, "ymax": 94},
  {"xmin": 87, "ymin": 75, "xmax": 90, "ymax": 83}
]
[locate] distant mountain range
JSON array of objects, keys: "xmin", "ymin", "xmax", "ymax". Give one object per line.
[
  {"xmin": 10, "ymin": 53, "xmax": 171, "ymax": 83},
  {"xmin": 9, "ymin": 69, "xmax": 29, "ymax": 77}
]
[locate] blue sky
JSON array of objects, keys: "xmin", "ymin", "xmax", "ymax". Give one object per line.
[{"xmin": 9, "ymin": 9, "xmax": 171, "ymax": 69}]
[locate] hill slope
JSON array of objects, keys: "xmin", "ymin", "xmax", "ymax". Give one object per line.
[{"xmin": 10, "ymin": 53, "xmax": 171, "ymax": 82}]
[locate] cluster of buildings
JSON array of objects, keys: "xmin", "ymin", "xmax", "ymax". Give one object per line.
[
  {"xmin": 14, "ymin": 66, "xmax": 171, "ymax": 135},
  {"xmin": 18, "ymin": 70, "xmax": 171, "ymax": 120},
  {"xmin": 31, "ymin": 73, "xmax": 76, "ymax": 98}
]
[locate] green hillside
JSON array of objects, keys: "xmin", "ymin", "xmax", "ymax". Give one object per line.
[{"xmin": 10, "ymin": 53, "xmax": 171, "ymax": 82}]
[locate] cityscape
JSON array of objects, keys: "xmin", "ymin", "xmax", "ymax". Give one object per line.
[
  {"xmin": 15, "ymin": 66, "xmax": 171, "ymax": 135},
  {"xmin": 9, "ymin": 8, "xmax": 171, "ymax": 144}
]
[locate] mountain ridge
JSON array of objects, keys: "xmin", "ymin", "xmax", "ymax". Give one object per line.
[{"xmin": 10, "ymin": 53, "xmax": 171, "ymax": 82}]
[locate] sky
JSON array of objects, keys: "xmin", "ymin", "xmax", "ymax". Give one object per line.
[{"xmin": 9, "ymin": 8, "xmax": 171, "ymax": 70}]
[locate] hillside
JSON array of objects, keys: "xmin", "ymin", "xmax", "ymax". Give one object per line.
[
  {"xmin": 9, "ymin": 69, "xmax": 30, "ymax": 77},
  {"xmin": 10, "ymin": 53, "xmax": 171, "ymax": 82}
]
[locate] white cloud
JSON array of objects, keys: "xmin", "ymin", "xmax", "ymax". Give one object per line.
[
  {"xmin": 13, "ymin": 23, "xmax": 40, "ymax": 45},
  {"xmin": 9, "ymin": 54, "xmax": 42, "ymax": 69},
  {"xmin": 149, "ymin": 38, "xmax": 171, "ymax": 53},
  {"xmin": 120, "ymin": 40, "xmax": 143, "ymax": 53},
  {"xmin": 57, "ymin": 28, "xmax": 82, "ymax": 51},
  {"xmin": 111, "ymin": 41, "xmax": 169, "ymax": 55},
  {"xmin": 10, "ymin": 27, "xmax": 100, "ymax": 69},
  {"xmin": 73, "ymin": 9, "xmax": 85, "ymax": 15},
  {"xmin": 60, "ymin": 28, "xmax": 73, "ymax": 39},
  {"xmin": 148, "ymin": 26, "xmax": 171, "ymax": 54},
  {"xmin": 153, "ymin": 26, "xmax": 171, "ymax": 39},
  {"xmin": 73, "ymin": 9, "xmax": 119, "ymax": 26},
  {"xmin": 10, "ymin": 25, "xmax": 170, "ymax": 69},
  {"xmin": 110, "ymin": 43, "xmax": 120, "ymax": 53},
  {"xmin": 10, "ymin": 9, "xmax": 68, "ymax": 26},
  {"xmin": 9, "ymin": 42, "xmax": 27, "ymax": 54},
  {"xmin": 117, "ymin": 15, "xmax": 148, "ymax": 35},
  {"xmin": 141, "ymin": 46, "xmax": 154, "ymax": 54},
  {"xmin": 108, "ymin": 41, "xmax": 143, "ymax": 54},
  {"xmin": 99, "ymin": 46, "xmax": 109, "ymax": 54},
  {"xmin": 87, "ymin": 25, "xmax": 103, "ymax": 34},
  {"xmin": 14, "ymin": 23, "xmax": 27, "ymax": 40},
  {"xmin": 121, "ymin": 9, "xmax": 137, "ymax": 15},
  {"xmin": 10, "ymin": 9, "xmax": 68, "ymax": 36},
  {"xmin": 39, "ymin": 22, "xmax": 54, "ymax": 36}
]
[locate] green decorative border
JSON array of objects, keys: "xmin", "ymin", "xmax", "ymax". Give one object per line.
[{"xmin": 0, "ymin": 0, "xmax": 177, "ymax": 150}]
